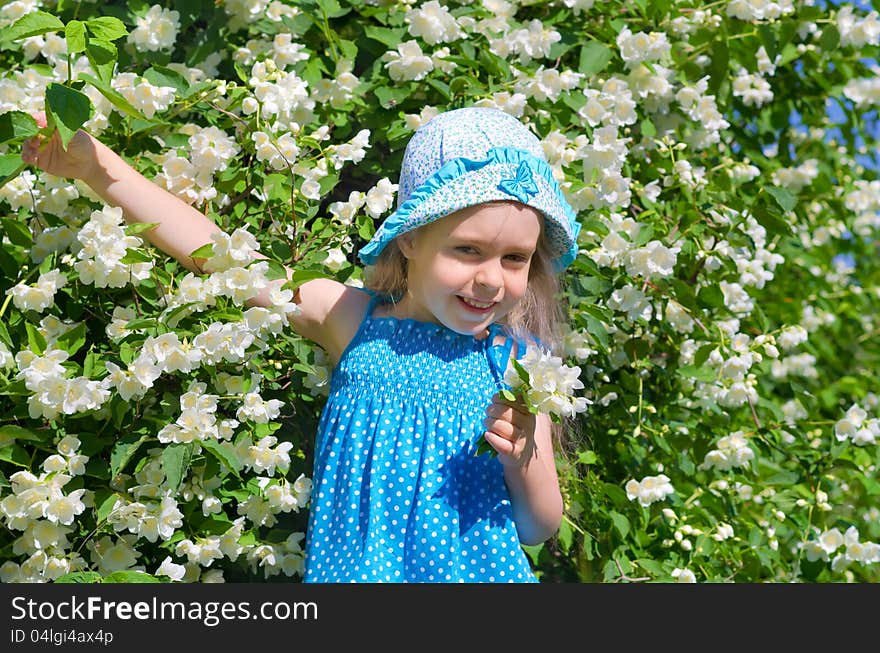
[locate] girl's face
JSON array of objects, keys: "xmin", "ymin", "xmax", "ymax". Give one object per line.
[{"xmin": 396, "ymin": 201, "xmax": 542, "ymax": 336}]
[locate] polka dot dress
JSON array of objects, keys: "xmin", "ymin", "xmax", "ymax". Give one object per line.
[{"xmin": 302, "ymin": 295, "xmax": 538, "ymax": 583}]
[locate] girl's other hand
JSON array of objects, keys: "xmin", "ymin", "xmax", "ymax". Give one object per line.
[
  {"xmin": 21, "ymin": 112, "xmax": 99, "ymax": 181},
  {"xmin": 482, "ymin": 393, "xmax": 537, "ymax": 466}
]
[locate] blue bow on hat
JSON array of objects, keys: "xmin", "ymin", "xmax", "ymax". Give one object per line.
[{"xmin": 498, "ymin": 161, "xmax": 539, "ymax": 204}]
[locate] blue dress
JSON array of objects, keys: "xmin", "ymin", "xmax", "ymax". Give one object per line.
[{"xmin": 302, "ymin": 293, "xmax": 539, "ymax": 583}]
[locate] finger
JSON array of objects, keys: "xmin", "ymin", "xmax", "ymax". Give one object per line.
[
  {"xmin": 482, "ymin": 416, "xmax": 519, "ymax": 441},
  {"xmin": 33, "ymin": 111, "xmax": 48, "ymax": 129},
  {"xmin": 482, "ymin": 430, "xmax": 516, "ymax": 457},
  {"xmin": 486, "ymin": 401, "xmax": 529, "ymax": 424}
]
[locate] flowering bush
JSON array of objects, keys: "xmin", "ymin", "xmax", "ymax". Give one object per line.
[{"xmin": 0, "ymin": 0, "xmax": 878, "ymax": 583}]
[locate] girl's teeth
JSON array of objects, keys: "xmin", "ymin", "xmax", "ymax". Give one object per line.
[{"xmin": 462, "ymin": 298, "xmax": 492, "ymax": 308}]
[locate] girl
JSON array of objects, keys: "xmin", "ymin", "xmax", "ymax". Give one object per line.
[{"xmin": 22, "ymin": 106, "xmax": 581, "ymax": 583}]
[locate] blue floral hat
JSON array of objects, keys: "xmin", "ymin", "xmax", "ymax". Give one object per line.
[{"xmin": 358, "ymin": 107, "xmax": 581, "ymax": 272}]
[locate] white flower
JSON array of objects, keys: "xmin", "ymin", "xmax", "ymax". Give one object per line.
[
  {"xmin": 700, "ymin": 431, "xmax": 755, "ymax": 471},
  {"xmin": 406, "ymin": 1, "xmax": 464, "ymax": 44},
  {"xmin": 364, "ymin": 178, "xmax": 398, "ymax": 219},
  {"xmin": 671, "ymin": 568, "xmax": 697, "ymax": 582},
  {"xmin": 156, "ymin": 556, "xmax": 186, "ymax": 581},
  {"xmin": 382, "ymin": 41, "xmax": 434, "ymax": 81},
  {"xmin": 129, "ymin": 5, "xmax": 180, "ymax": 52},
  {"xmin": 502, "ymin": 346, "xmax": 589, "ymax": 419},
  {"xmin": 625, "ymin": 474, "xmax": 675, "ymax": 507}
]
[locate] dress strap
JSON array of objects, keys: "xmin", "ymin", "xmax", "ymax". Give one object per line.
[{"xmin": 485, "ymin": 323, "xmax": 525, "ymax": 391}]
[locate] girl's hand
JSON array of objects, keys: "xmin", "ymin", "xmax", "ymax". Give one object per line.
[
  {"xmin": 481, "ymin": 393, "xmax": 537, "ymax": 467},
  {"xmin": 21, "ymin": 112, "xmax": 99, "ymax": 181}
]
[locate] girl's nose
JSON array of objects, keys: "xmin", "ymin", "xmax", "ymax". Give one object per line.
[{"xmin": 474, "ymin": 259, "xmax": 503, "ymax": 291}]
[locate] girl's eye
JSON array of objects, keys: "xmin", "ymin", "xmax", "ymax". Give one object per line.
[
  {"xmin": 454, "ymin": 246, "xmax": 478, "ymax": 255},
  {"xmin": 504, "ymin": 254, "xmax": 530, "ymax": 264}
]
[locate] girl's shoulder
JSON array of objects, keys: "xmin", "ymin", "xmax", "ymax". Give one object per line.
[{"xmin": 290, "ymin": 279, "xmax": 374, "ymax": 364}]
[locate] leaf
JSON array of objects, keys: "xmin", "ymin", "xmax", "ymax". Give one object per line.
[
  {"xmin": 696, "ymin": 284, "xmax": 724, "ymax": 309},
  {"xmin": 0, "ymin": 111, "xmax": 39, "ymax": 144},
  {"xmin": 609, "ymin": 511, "xmax": 630, "ymax": 538},
  {"xmin": 119, "ymin": 248, "xmax": 152, "ymax": 264},
  {"xmin": 102, "ymin": 570, "xmax": 161, "ymax": 583},
  {"xmin": 708, "ymin": 38, "xmax": 729, "ymax": 96},
  {"xmin": 25, "ymin": 322, "xmax": 47, "ymax": 354},
  {"xmin": 677, "ymin": 365, "xmax": 717, "ymax": 382},
  {"xmin": 143, "ymin": 66, "xmax": 189, "ymax": 94},
  {"xmin": 54, "ymin": 571, "xmax": 104, "ymax": 583},
  {"xmin": 54, "ymin": 322, "xmax": 87, "ymax": 357},
  {"xmin": 0, "ymin": 156, "xmax": 26, "ymax": 188},
  {"xmin": 1, "ymin": 216, "xmax": 33, "ymax": 247},
  {"xmin": 765, "ymin": 186, "xmax": 796, "ymax": 213},
  {"xmin": 162, "ymin": 442, "xmax": 193, "ymax": 492},
  {"xmin": 189, "ymin": 243, "xmax": 214, "ymax": 259},
  {"xmin": 200, "ymin": 439, "xmax": 242, "ymax": 478},
  {"xmin": 363, "ymin": 26, "xmax": 407, "ymax": 48},
  {"xmin": 0, "ymin": 443, "xmax": 30, "ymax": 467},
  {"xmin": 86, "ymin": 17, "xmax": 127, "ymax": 42},
  {"xmin": 819, "ymin": 25, "xmax": 840, "ymax": 52},
  {"xmin": 110, "ymin": 433, "xmax": 149, "ymax": 477},
  {"xmin": 45, "ymin": 83, "xmax": 93, "ymax": 149},
  {"xmin": 124, "ymin": 222, "xmax": 159, "ymax": 235},
  {"xmin": 1, "ymin": 11, "xmax": 65, "ymax": 42},
  {"xmin": 84, "ymin": 39, "xmax": 117, "ymax": 85},
  {"xmin": 78, "ymin": 73, "xmax": 144, "ymax": 120},
  {"xmin": 0, "ymin": 424, "xmax": 47, "ymax": 447},
  {"xmin": 579, "ymin": 41, "xmax": 613, "ymax": 76},
  {"xmin": 65, "ymin": 20, "xmax": 87, "ymax": 54},
  {"xmin": 577, "ymin": 450, "xmax": 598, "ymax": 465}
]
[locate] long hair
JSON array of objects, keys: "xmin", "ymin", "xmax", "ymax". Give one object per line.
[{"xmin": 362, "ymin": 214, "xmax": 572, "ymax": 450}]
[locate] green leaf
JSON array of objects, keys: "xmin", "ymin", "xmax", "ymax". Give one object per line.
[
  {"xmin": 25, "ymin": 322, "xmax": 47, "ymax": 354},
  {"xmin": 79, "ymin": 73, "xmax": 144, "ymax": 120},
  {"xmin": 677, "ymin": 365, "xmax": 717, "ymax": 382},
  {"xmin": 765, "ymin": 186, "xmax": 796, "ymax": 213},
  {"xmin": 0, "ymin": 443, "xmax": 30, "ymax": 467},
  {"xmin": 54, "ymin": 322, "xmax": 87, "ymax": 357},
  {"xmin": 110, "ymin": 433, "xmax": 150, "ymax": 478},
  {"xmin": 189, "ymin": 243, "xmax": 214, "ymax": 259},
  {"xmin": 579, "ymin": 42, "xmax": 613, "ymax": 76},
  {"xmin": 374, "ymin": 85, "xmax": 411, "ymax": 110},
  {"xmin": 363, "ymin": 26, "xmax": 407, "ymax": 48},
  {"xmin": 1, "ymin": 217, "xmax": 33, "ymax": 247},
  {"xmin": 577, "ymin": 450, "xmax": 598, "ymax": 465},
  {"xmin": 45, "ymin": 83, "xmax": 93, "ymax": 149},
  {"xmin": 102, "ymin": 570, "xmax": 161, "ymax": 583},
  {"xmin": 84, "ymin": 40, "xmax": 117, "ymax": 85},
  {"xmin": 697, "ymin": 284, "xmax": 724, "ymax": 309},
  {"xmin": 0, "ymin": 111, "xmax": 39, "ymax": 144},
  {"xmin": 66, "ymin": 20, "xmax": 87, "ymax": 54},
  {"xmin": 708, "ymin": 38, "xmax": 729, "ymax": 96},
  {"xmin": 143, "ymin": 66, "xmax": 189, "ymax": 94},
  {"xmin": 499, "ymin": 388, "xmax": 517, "ymax": 403},
  {"xmin": 0, "ymin": 156, "xmax": 26, "ymax": 188},
  {"xmin": 0, "ymin": 425, "xmax": 47, "ymax": 447},
  {"xmin": 609, "ymin": 511, "xmax": 630, "ymax": 538},
  {"xmin": 200, "ymin": 439, "xmax": 242, "ymax": 478},
  {"xmin": 162, "ymin": 442, "xmax": 193, "ymax": 492},
  {"xmin": 819, "ymin": 25, "xmax": 840, "ymax": 52},
  {"xmin": 124, "ymin": 222, "xmax": 159, "ymax": 235},
  {"xmin": 1, "ymin": 11, "xmax": 65, "ymax": 42},
  {"xmin": 119, "ymin": 248, "xmax": 153, "ymax": 264},
  {"xmin": 85, "ymin": 17, "xmax": 128, "ymax": 42},
  {"xmin": 54, "ymin": 571, "xmax": 104, "ymax": 583}
]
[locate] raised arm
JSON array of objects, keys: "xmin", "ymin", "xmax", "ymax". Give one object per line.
[
  {"xmin": 21, "ymin": 121, "xmax": 368, "ymax": 363},
  {"xmin": 22, "ymin": 119, "xmax": 221, "ymax": 275}
]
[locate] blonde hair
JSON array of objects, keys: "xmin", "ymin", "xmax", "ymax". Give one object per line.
[{"xmin": 362, "ymin": 213, "xmax": 573, "ymax": 450}]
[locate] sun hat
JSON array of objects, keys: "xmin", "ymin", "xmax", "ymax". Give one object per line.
[{"xmin": 357, "ymin": 107, "xmax": 581, "ymax": 272}]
